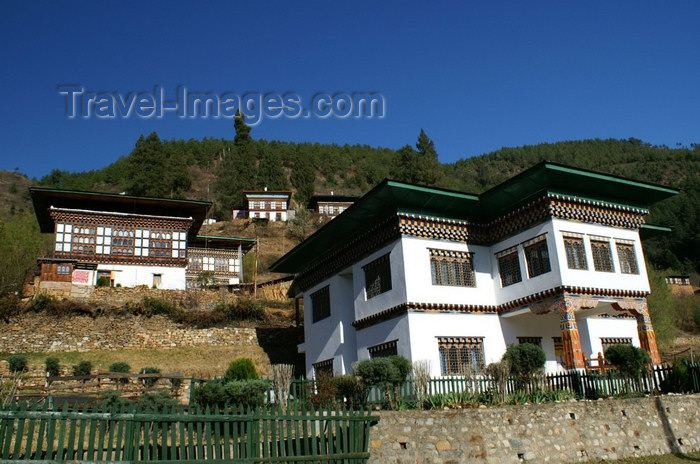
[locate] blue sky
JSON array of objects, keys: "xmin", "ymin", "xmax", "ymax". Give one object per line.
[{"xmin": 2, "ymin": 1, "xmax": 700, "ymax": 179}]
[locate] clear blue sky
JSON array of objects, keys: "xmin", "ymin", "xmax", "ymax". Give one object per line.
[{"xmin": 2, "ymin": 1, "xmax": 700, "ymax": 179}]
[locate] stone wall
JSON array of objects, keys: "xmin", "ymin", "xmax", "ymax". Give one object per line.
[
  {"xmin": 0, "ymin": 312, "xmax": 257, "ymax": 353},
  {"xmin": 369, "ymin": 394, "xmax": 700, "ymax": 464}
]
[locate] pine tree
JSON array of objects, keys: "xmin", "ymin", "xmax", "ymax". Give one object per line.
[
  {"xmin": 290, "ymin": 152, "xmax": 315, "ymax": 206},
  {"xmin": 234, "ymin": 110, "xmax": 252, "ymax": 146},
  {"xmin": 126, "ymin": 132, "xmax": 168, "ymax": 197}
]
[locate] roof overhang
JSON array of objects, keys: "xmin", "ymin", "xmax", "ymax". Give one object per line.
[
  {"xmin": 188, "ymin": 235, "xmax": 257, "ymax": 253},
  {"xmin": 270, "ymin": 162, "xmax": 679, "ymax": 277},
  {"xmin": 30, "ymin": 187, "xmax": 212, "ymax": 237}
]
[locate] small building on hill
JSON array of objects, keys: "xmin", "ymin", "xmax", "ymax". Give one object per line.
[
  {"xmin": 243, "ymin": 189, "xmax": 292, "ymax": 222},
  {"xmin": 30, "ymin": 188, "xmax": 254, "ymax": 291},
  {"xmin": 307, "ymin": 193, "xmax": 358, "ymax": 221},
  {"xmin": 271, "ymin": 162, "xmax": 678, "ymax": 377},
  {"xmin": 665, "ymin": 275, "xmax": 694, "ymax": 296}
]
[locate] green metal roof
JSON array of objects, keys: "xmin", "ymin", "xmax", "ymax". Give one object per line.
[
  {"xmin": 270, "ymin": 162, "xmax": 679, "ymax": 275},
  {"xmin": 639, "ymin": 223, "xmax": 673, "ymax": 239}
]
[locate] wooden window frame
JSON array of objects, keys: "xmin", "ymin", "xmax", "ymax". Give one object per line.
[
  {"xmin": 429, "ymin": 249, "xmax": 476, "ymax": 287},
  {"xmin": 497, "ymin": 250, "xmax": 522, "ymax": 287},
  {"xmin": 563, "ymin": 235, "xmax": 588, "ymax": 270},
  {"xmin": 437, "ymin": 337, "xmax": 485, "ymax": 375},
  {"xmin": 311, "ymin": 285, "xmax": 331, "ymax": 323},
  {"xmin": 591, "ymin": 239, "xmax": 614, "ymax": 273},
  {"xmin": 616, "ymin": 242, "xmax": 639, "ymax": 275},
  {"xmin": 524, "ymin": 238, "xmax": 551, "ymax": 278},
  {"xmin": 363, "ymin": 253, "xmax": 392, "ymax": 299},
  {"xmin": 368, "ymin": 339, "xmax": 398, "ymax": 358}
]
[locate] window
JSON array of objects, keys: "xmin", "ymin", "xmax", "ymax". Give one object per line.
[
  {"xmin": 552, "ymin": 337, "xmax": 565, "ymax": 365},
  {"xmin": 438, "ymin": 337, "xmax": 484, "ymax": 375},
  {"xmin": 590, "ymin": 238, "xmax": 614, "ymax": 272},
  {"xmin": 311, "ymin": 285, "xmax": 331, "ymax": 322},
  {"xmin": 616, "ymin": 241, "xmax": 639, "ymax": 274},
  {"xmin": 313, "ymin": 358, "xmax": 334, "ymax": 377},
  {"xmin": 56, "ymin": 265, "xmax": 71, "ymax": 275},
  {"xmin": 563, "ymin": 234, "xmax": 587, "ymax": 270},
  {"xmin": 523, "ymin": 236, "xmax": 551, "ymax": 278},
  {"xmin": 214, "ymin": 257, "xmax": 228, "ymax": 272},
  {"xmin": 368, "ymin": 340, "xmax": 398, "ymax": 358},
  {"xmin": 363, "ymin": 253, "xmax": 392, "ymax": 299},
  {"xmin": 497, "ymin": 248, "xmax": 522, "ymax": 287},
  {"xmin": 188, "ymin": 256, "xmax": 203, "ymax": 272},
  {"xmin": 429, "ymin": 249, "xmax": 476, "ymax": 287},
  {"xmin": 600, "ymin": 337, "xmax": 632, "ymax": 354},
  {"xmin": 517, "ymin": 336, "xmax": 542, "ymax": 347}
]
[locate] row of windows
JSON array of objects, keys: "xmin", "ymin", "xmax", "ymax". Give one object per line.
[
  {"xmin": 249, "ymin": 201, "xmax": 287, "ymax": 210},
  {"xmin": 188, "ymin": 256, "xmax": 239, "ymax": 273},
  {"xmin": 563, "ymin": 235, "xmax": 639, "ymax": 274},
  {"xmin": 56, "ymin": 223, "xmax": 186, "ymax": 240}
]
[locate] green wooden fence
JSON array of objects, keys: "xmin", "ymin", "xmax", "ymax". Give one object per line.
[{"xmin": 0, "ymin": 401, "xmax": 378, "ymax": 463}]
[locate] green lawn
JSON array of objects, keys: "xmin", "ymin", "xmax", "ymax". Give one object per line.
[{"xmin": 582, "ymin": 452, "xmax": 700, "ymax": 463}]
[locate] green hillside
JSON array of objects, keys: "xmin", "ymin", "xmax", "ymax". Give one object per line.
[{"xmin": 32, "ymin": 123, "xmax": 700, "ymax": 275}]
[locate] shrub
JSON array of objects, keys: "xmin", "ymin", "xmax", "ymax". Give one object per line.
[
  {"xmin": 96, "ymin": 276, "xmax": 110, "ymax": 287},
  {"xmin": 109, "ymin": 361, "xmax": 131, "ymax": 384},
  {"xmin": 354, "ymin": 355, "xmax": 412, "ymax": 409},
  {"xmin": 0, "ymin": 294, "xmax": 22, "ymax": 321},
  {"xmin": 225, "ymin": 358, "xmax": 259, "ymax": 382},
  {"xmin": 98, "ymin": 389, "xmax": 131, "ymax": 410},
  {"xmin": 140, "ymin": 367, "xmax": 161, "ymax": 388},
  {"xmin": 73, "ymin": 360, "xmax": 93, "ymax": 376},
  {"xmin": 604, "ymin": 344, "xmax": 650, "ymax": 378},
  {"xmin": 8, "ymin": 354, "xmax": 28, "ymax": 373},
  {"xmin": 660, "ymin": 358, "xmax": 695, "ymax": 393},
  {"xmin": 224, "ymin": 380, "xmax": 269, "ymax": 408},
  {"xmin": 138, "ymin": 391, "xmax": 178, "ymax": 411},
  {"xmin": 45, "ymin": 357, "xmax": 60, "ymax": 377},
  {"xmin": 218, "ymin": 298, "xmax": 266, "ymax": 322},
  {"xmin": 191, "ymin": 380, "xmax": 227, "ymax": 408},
  {"xmin": 502, "ymin": 343, "xmax": 546, "ymax": 384},
  {"xmin": 309, "ymin": 371, "xmax": 338, "ymax": 408},
  {"xmin": 32, "ymin": 293, "xmax": 58, "ymax": 312},
  {"xmin": 333, "ymin": 374, "xmax": 362, "ymax": 405}
]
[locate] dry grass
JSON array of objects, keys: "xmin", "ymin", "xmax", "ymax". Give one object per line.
[
  {"xmin": 1, "ymin": 345, "xmax": 272, "ymax": 379},
  {"xmin": 581, "ymin": 452, "xmax": 700, "ymax": 463}
]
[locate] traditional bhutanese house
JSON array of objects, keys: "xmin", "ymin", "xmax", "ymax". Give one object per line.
[
  {"xmin": 30, "ymin": 188, "xmax": 253, "ymax": 291},
  {"xmin": 307, "ymin": 193, "xmax": 359, "ymax": 221},
  {"xmin": 243, "ymin": 189, "xmax": 292, "ymax": 222},
  {"xmin": 270, "ymin": 162, "xmax": 679, "ymax": 378},
  {"xmin": 186, "ymin": 235, "xmax": 256, "ymax": 288},
  {"xmin": 665, "ymin": 275, "xmax": 694, "ymax": 296}
]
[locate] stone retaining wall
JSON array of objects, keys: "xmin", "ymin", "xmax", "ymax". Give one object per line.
[
  {"xmin": 0, "ymin": 313, "xmax": 257, "ymax": 353},
  {"xmin": 369, "ymin": 394, "xmax": 700, "ymax": 464}
]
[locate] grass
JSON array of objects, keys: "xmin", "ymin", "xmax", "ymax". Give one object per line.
[
  {"xmin": 0, "ymin": 345, "xmax": 272, "ymax": 378},
  {"xmin": 582, "ymin": 452, "xmax": 700, "ymax": 463}
]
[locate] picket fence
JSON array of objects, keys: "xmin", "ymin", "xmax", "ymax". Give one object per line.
[
  {"xmin": 285, "ymin": 363, "xmax": 700, "ymax": 405},
  {"xmin": 0, "ymin": 401, "xmax": 377, "ymax": 463}
]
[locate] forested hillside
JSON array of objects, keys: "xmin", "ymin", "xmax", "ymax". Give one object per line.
[{"xmin": 21, "ymin": 119, "xmax": 700, "ymax": 275}]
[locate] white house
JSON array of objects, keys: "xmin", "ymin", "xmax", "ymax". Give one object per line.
[
  {"xmin": 30, "ymin": 188, "xmax": 255, "ymax": 291},
  {"xmin": 270, "ymin": 162, "xmax": 678, "ymax": 378},
  {"xmin": 243, "ymin": 189, "xmax": 292, "ymax": 222}
]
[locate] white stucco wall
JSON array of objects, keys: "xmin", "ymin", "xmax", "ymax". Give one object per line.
[
  {"xmin": 355, "ymin": 315, "xmax": 411, "ymax": 363},
  {"xmin": 578, "ymin": 316, "xmax": 641, "ymax": 358},
  {"xmin": 406, "ymin": 312, "xmax": 508, "ymax": 377},
  {"xmin": 551, "ymin": 218, "xmax": 650, "ymax": 293},
  {"xmin": 96, "ymin": 264, "xmax": 186, "ymax": 290},
  {"xmin": 500, "ymin": 310, "xmax": 567, "ymax": 372}
]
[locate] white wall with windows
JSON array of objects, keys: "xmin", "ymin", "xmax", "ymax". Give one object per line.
[
  {"xmin": 95, "ymin": 264, "xmax": 186, "ymax": 290},
  {"xmin": 406, "ymin": 312, "xmax": 507, "ymax": 377},
  {"xmin": 551, "ymin": 218, "xmax": 650, "ymax": 293},
  {"xmin": 578, "ymin": 316, "xmax": 641, "ymax": 359}
]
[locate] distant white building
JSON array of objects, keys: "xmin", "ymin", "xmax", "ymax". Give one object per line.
[
  {"xmin": 243, "ymin": 189, "xmax": 292, "ymax": 222},
  {"xmin": 30, "ymin": 188, "xmax": 255, "ymax": 291},
  {"xmin": 271, "ymin": 162, "xmax": 678, "ymax": 378}
]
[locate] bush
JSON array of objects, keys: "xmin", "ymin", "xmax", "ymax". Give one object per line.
[
  {"xmin": 98, "ymin": 390, "xmax": 131, "ymax": 410},
  {"xmin": 96, "ymin": 276, "xmax": 110, "ymax": 287},
  {"xmin": 109, "ymin": 361, "xmax": 131, "ymax": 373},
  {"xmin": 354, "ymin": 355, "xmax": 412, "ymax": 409},
  {"xmin": 138, "ymin": 391, "xmax": 178, "ymax": 411},
  {"xmin": 604, "ymin": 344, "xmax": 650, "ymax": 378},
  {"xmin": 73, "ymin": 360, "xmax": 93, "ymax": 376},
  {"xmin": 32, "ymin": 293, "xmax": 58, "ymax": 312},
  {"xmin": 660, "ymin": 358, "xmax": 695, "ymax": 393},
  {"xmin": 217, "ymin": 298, "xmax": 266, "ymax": 322},
  {"xmin": 333, "ymin": 374, "xmax": 362, "ymax": 405},
  {"xmin": 140, "ymin": 367, "xmax": 161, "ymax": 388},
  {"xmin": 502, "ymin": 343, "xmax": 546, "ymax": 383},
  {"xmin": 225, "ymin": 358, "xmax": 259, "ymax": 382},
  {"xmin": 109, "ymin": 361, "xmax": 131, "ymax": 384},
  {"xmin": 309, "ymin": 371, "xmax": 338, "ymax": 408},
  {"xmin": 224, "ymin": 380, "xmax": 269, "ymax": 408},
  {"xmin": 8, "ymin": 354, "xmax": 28, "ymax": 373},
  {"xmin": 45, "ymin": 357, "xmax": 60, "ymax": 377},
  {"xmin": 191, "ymin": 380, "xmax": 227, "ymax": 408}
]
